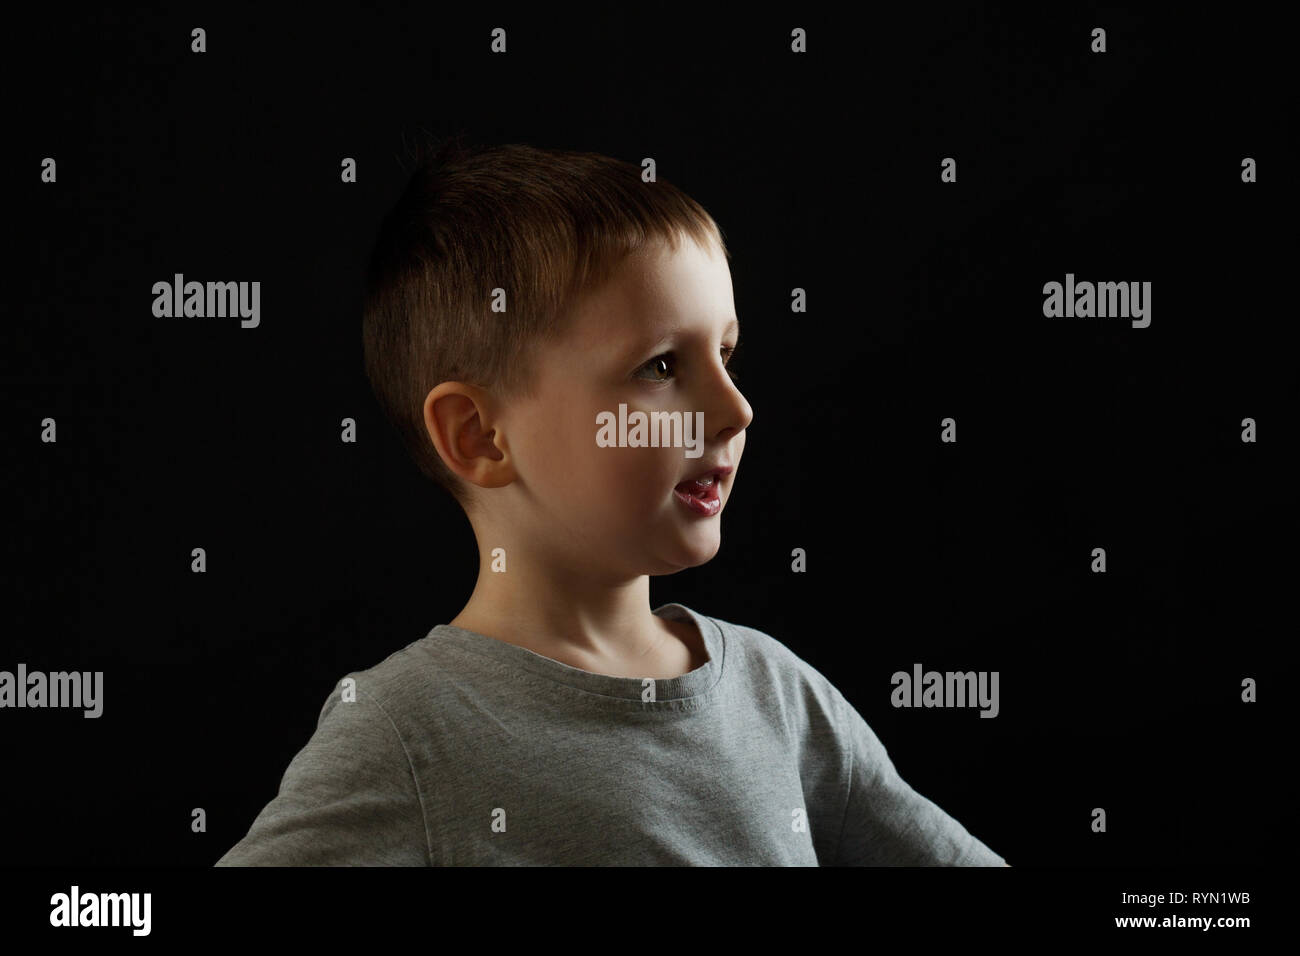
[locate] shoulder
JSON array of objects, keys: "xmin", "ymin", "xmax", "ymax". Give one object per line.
[{"xmin": 313, "ymin": 632, "xmax": 447, "ymax": 723}]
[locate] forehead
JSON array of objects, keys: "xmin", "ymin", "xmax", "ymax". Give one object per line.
[{"xmin": 564, "ymin": 237, "xmax": 735, "ymax": 349}]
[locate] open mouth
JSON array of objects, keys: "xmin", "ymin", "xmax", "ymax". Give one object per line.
[
  {"xmin": 672, "ymin": 470, "xmax": 725, "ymax": 517},
  {"xmin": 674, "ymin": 473, "xmax": 720, "ymax": 501}
]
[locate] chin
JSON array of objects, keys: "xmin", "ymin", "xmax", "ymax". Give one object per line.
[
  {"xmin": 675, "ymin": 535, "xmax": 723, "ymax": 569},
  {"xmin": 643, "ymin": 539, "xmax": 719, "ymax": 576}
]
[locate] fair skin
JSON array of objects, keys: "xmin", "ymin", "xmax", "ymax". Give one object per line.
[{"xmin": 422, "ymin": 234, "xmax": 752, "ymax": 679}]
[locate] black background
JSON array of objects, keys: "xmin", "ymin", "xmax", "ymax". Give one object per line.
[{"xmin": 4, "ymin": 5, "xmax": 1291, "ymax": 870}]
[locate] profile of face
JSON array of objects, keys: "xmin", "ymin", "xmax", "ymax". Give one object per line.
[{"xmin": 489, "ymin": 234, "xmax": 753, "ymax": 580}]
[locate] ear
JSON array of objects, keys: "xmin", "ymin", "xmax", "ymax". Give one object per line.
[{"xmin": 423, "ymin": 382, "xmax": 516, "ymax": 489}]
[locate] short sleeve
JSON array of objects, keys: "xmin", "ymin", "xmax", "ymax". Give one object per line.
[
  {"xmin": 215, "ymin": 682, "xmax": 429, "ymax": 866},
  {"xmin": 831, "ymin": 688, "xmax": 1005, "ymax": 866}
]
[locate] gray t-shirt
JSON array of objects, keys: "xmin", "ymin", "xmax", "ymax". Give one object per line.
[{"xmin": 215, "ymin": 603, "xmax": 1006, "ymax": 866}]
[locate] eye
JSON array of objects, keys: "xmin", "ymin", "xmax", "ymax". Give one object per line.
[
  {"xmin": 634, "ymin": 353, "xmax": 675, "ymax": 382},
  {"xmin": 633, "ymin": 345, "xmax": 741, "ymax": 383},
  {"xmin": 721, "ymin": 345, "xmax": 740, "ymax": 382}
]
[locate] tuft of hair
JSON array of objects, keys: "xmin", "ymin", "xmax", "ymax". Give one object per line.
[{"xmin": 361, "ymin": 131, "xmax": 730, "ymax": 511}]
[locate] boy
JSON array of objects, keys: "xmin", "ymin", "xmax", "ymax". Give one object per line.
[{"xmin": 215, "ymin": 137, "xmax": 1008, "ymax": 866}]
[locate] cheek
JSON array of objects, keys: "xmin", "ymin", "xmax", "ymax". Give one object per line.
[
  {"xmin": 595, "ymin": 445, "xmax": 673, "ymax": 493},
  {"xmin": 588, "ymin": 445, "xmax": 686, "ymax": 515},
  {"xmin": 520, "ymin": 409, "xmax": 650, "ymax": 501},
  {"xmin": 522, "ymin": 393, "xmax": 685, "ymax": 506}
]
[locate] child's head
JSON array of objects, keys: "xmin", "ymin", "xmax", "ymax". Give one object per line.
[{"xmin": 362, "ymin": 136, "xmax": 752, "ymax": 578}]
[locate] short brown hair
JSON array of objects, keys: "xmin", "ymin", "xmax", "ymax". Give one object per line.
[{"xmin": 361, "ymin": 132, "xmax": 730, "ymax": 509}]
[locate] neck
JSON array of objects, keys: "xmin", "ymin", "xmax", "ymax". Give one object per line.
[{"xmin": 449, "ymin": 543, "xmax": 669, "ymax": 665}]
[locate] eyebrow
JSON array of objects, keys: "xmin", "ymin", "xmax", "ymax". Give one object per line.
[{"xmin": 621, "ymin": 316, "xmax": 740, "ymax": 360}]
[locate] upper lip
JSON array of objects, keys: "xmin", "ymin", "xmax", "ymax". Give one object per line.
[{"xmin": 678, "ymin": 462, "xmax": 733, "ymax": 485}]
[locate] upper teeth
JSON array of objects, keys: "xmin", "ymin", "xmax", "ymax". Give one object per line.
[{"xmin": 694, "ymin": 475, "xmax": 715, "ymax": 485}]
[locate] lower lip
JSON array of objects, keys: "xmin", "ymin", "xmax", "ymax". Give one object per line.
[{"xmin": 673, "ymin": 481, "xmax": 722, "ymax": 517}]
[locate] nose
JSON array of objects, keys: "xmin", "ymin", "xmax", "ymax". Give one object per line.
[{"xmin": 708, "ymin": 363, "xmax": 752, "ymax": 444}]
